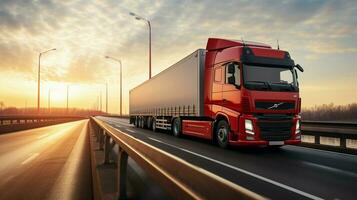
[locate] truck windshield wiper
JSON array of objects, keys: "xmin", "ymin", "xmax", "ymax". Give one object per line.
[
  {"xmin": 271, "ymin": 82, "xmax": 295, "ymax": 91},
  {"xmin": 246, "ymin": 81, "xmax": 271, "ymax": 90}
]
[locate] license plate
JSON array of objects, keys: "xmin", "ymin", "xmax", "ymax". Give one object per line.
[{"xmin": 269, "ymin": 141, "xmax": 284, "ymax": 146}]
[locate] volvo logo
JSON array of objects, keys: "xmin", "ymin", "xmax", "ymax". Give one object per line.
[{"xmin": 268, "ymin": 102, "xmax": 284, "ymax": 109}]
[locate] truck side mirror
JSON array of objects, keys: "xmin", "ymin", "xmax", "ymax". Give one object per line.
[
  {"xmin": 228, "ymin": 63, "xmax": 235, "ymax": 74},
  {"xmin": 295, "ymin": 64, "xmax": 304, "ymax": 72},
  {"xmin": 228, "ymin": 76, "xmax": 235, "ymax": 85}
]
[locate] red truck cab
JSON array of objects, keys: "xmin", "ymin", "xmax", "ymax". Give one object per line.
[{"xmin": 203, "ymin": 38, "xmax": 303, "ymax": 148}]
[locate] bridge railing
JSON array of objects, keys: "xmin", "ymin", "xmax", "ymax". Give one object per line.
[
  {"xmin": 301, "ymin": 121, "xmax": 357, "ymax": 154},
  {"xmin": 89, "ymin": 117, "xmax": 263, "ymax": 200},
  {"xmin": 0, "ymin": 115, "xmax": 86, "ymax": 134}
]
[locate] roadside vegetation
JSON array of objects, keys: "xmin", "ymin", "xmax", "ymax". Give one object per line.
[{"xmin": 302, "ymin": 103, "xmax": 357, "ymax": 121}]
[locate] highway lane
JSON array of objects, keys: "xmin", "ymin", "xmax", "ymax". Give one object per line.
[
  {"xmin": 98, "ymin": 116, "xmax": 357, "ymax": 200},
  {"xmin": 0, "ymin": 120, "xmax": 92, "ymax": 200}
]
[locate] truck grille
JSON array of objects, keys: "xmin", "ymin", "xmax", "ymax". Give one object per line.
[
  {"xmin": 257, "ymin": 120, "xmax": 293, "ymax": 141},
  {"xmin": 255, "ymin": 101, "xmax": 295, "ymax": 110}
]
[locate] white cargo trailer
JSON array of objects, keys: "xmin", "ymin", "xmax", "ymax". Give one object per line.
[{"xmin": 129, "ymin": 49, "xmax": 206, "ymax": 120}]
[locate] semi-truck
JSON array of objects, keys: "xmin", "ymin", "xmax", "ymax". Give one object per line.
[{"xmin": 129, "ymin": 38, "xmax": 304, "ymax": 148}]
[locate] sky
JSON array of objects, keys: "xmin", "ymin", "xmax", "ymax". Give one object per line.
[{"xmin": 0, "ymin": 0, "xmax": 356, "ymax": 114}]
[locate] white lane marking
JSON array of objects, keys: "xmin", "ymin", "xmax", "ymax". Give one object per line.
[
  {"xmin": 100, "ymin": 118, "xmax": 131, "ymax": 127},
  {"xmin": 116, "ymin": 121, "xmax": 133, "ymax": 127},
  {"xmin": 147, "ymin": 137, "xmax": 323, "ymax": 200},
  {"xmin": 21, "ymin": 153, "xmax": 40, "ymax": 165},
  {"xmin": 37, "ymin": 134, "xmax": 49, "ymax": 139},
  {"xmin": 303, "ymin": 161, "xmax": 357, "ymax": 178},
  {"xmin": 125, "ymin": 129, "xmax": 136, "ymax": 133},
  {"xmin": 149, "ymin": 137, "xmax": 165, "ymax": 143}
]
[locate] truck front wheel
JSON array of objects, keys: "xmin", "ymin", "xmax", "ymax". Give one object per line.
[
  {"xmin": 215, "ymin": 120, "xmax": 229, "ymax": 148},
  {"xmin": 172, "ymin": 118, "xmax": 182, "ymax": 137}
]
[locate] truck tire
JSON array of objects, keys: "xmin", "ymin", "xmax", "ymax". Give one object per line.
[
  {"xmin": 152, "ymin": 118, "xmax": 157, "ymax": 132},
  {"xmin": 147, "ymin": 117, "xmax": 152, "ymax": 130},
  {"xmin": 215, "ymin": 120, "xmax": 229, "ymax": 148},
  {"xmin": 139, "ymin": 117, "xmax": 144, "ymax": 129},
  {"xmin": 135, "ymin": 117, "xmax": 139, "ymax": 128},
  {"xmin": 172, "ymin": 118, "xmax": 182, "ymax": 137}
]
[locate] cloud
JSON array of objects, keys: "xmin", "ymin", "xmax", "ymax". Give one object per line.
[
  {"xmin": 0, "ymin": 0, "xmax": 356, "ymax": 87},
  {"xmin": 307, "ymin": 41, "xmax": 357, "ymax": 54}
]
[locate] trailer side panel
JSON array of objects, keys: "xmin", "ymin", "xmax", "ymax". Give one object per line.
[{"xmin": 129, "ymin": 49, "xmax": 205, "ymax": 117}]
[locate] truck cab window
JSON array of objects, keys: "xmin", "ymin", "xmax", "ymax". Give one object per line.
[
  {"xmin": 214, "ymin": 67, "xmax": 222, "ymax": 82},
  {"xmin": 225, "ymin": 63, "xmax": 240, "ymax": 87},
  {"xmin": 243, "ymin": 64, "xmax": 298, "ymax": 92},
  {"xmin": 280, "ymin": 70, "xmax": 293, "ymax": 84}
]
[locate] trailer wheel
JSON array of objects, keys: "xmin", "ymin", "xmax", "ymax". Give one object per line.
[
  {"xmin": 139, "ymin": 117, "xmax": 145, "ymax": 129},
  {"xmin": 135, "ymin": 117, "xmax": 139, "ymax": 128},
  {"xmin": 215, "ymin": 120, "xmax": 229, "ymax": 148},
  {"xmin": 152, "ymin": 118, "xmax": 157, "ymax": 132},
  {"xmin": 172, "ymin": 118, "xmax": 182, "ymax": 137},
  {"xmin": 147, "ymin": 117, "xmax": 152, "ymax": 130}
]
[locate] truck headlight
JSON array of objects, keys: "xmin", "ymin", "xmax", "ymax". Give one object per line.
[
  {"xmin": 245, "ymin": 119, "xmax": 254, "ymax": 135},
  {"xmin": 295, "ymin": 120, "xmax": 301, "ymax": 134}
]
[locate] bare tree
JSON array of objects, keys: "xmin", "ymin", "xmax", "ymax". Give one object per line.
[
  {"xmin": 302, "ymin": 103, "xmax": 357, "ymax": 121},
  {"xmin": 0, "ymin": 101, "xmax": 4, "ymax": 112}
]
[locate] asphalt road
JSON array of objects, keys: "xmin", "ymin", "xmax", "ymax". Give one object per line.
[
  {"xmin": 98, "ymin": 116, "xmax": 357, "ymax": 200},
  {"xmin": 0, "ymin": 120, "xmax": 92, "ymax": 200}
]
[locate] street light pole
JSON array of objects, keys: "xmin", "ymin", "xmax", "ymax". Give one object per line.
[
  {"xmin": 48, "ymin": 88, "xmax": 51, "ymax": 113},
  {"xmin": 120, "ymin": 61, "xmax": 122, "ymax": 116},
  {"xmin": 106, "ymin": 82, "xmax": 108, "ymax": 114},
  {"xmin": 100, "ymin": 91, "xmax": 102, "ymax": 112},
  {"xmin": 105, "ymin": 56, "xmax": 123, "ymax": 116},
  {"xmin": 66, "ymin": 85, "xmax": 69, "ymax": 114},
  {"xmin": 148, "ymin": 20, "xmax": 151, "ymax": 79},
  {"xmin": 37, "ymin": 48, "xmax": 56, "ymax": 114},
  {"xmin": 129, "ymin": 12, "xmax": 151, "ymax": 79},
  {"xmin": 37, "ymin": 53, "xmax": 41, "ymax": 113}
]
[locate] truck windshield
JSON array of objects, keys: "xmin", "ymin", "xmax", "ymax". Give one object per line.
[{"xmin": 243, "ymin": 64, "xmax": 298, "ymax": 92}]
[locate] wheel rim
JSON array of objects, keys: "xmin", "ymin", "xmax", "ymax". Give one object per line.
[
  {"xmin": 217, "ymin": 126, "xmax": 227, "ymax": 143},
  {"xmin": 153, "ymin": 120, "xmax": 156, "ymax": 131}
]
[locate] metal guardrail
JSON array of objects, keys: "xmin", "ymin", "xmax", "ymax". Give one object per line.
[
  {"xmin": 0, "ymin": 115, "xmax": 84, "ymax": 125},
  {"xmin": 301, "ymin": 121, "xmax": 357, "ymax": 154},
  {"xmin": 302, "ymin": 121, "xmax": 357, "ymax": 129},
  {"xmin": 89, "ymin": 117, "xmax": 264, "ymax": 200},
  {"xmin": 102, "ymin": 114, "xmax": 130, "ymax": 119},
  {"xmin": 0, "ymin": 115, "xmax": 86, "ymax": 134}
]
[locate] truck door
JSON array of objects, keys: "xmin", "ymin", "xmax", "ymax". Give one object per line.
[
  {"xmin": 222, "ymin": 62, "xmax": 241, "ymax": 111},
  {"xmin": 211, "ymin": 65, "xmax": 224, "ymax": 116}
]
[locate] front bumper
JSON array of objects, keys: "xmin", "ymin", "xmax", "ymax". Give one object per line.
[{"xmin": 229, "ymin": 114, "xmax": 301, "ymax": 146}]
